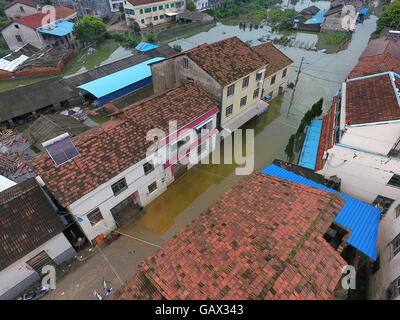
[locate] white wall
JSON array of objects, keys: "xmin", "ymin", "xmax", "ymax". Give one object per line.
[
  {"xmin": 319, "ymin": 145, "xmax": 400, "ymax": 203},
  {"xmin": 0, "ymin": 233, "xmax": 73, "ymax": 300},
  {"xmin": 369, "ymin": 199, "xmax": 400, "ymax": 300},
  {"xmin": 340, "ymin": 123, "xmax": 400, "ymax": 155},
  {"xmin": 4, "ymin": 3, "xmax": 38, "ymax": 20},
  {"xmin": 1, "ymin": 22, "xmax": 44, "ymax": 50},
  {"xmin": 194, "ymin": 0, "xmax": 209, "ymax": 10}
]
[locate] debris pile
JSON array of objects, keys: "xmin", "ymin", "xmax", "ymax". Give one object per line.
[{"xmin": 0, "ymin": 129, "xmax": 35, "ymax": 182}]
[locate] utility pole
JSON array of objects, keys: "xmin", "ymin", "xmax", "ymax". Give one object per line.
[{"xmin": 287, "ymin": 56, "xmax": 304, "ymax": 116}]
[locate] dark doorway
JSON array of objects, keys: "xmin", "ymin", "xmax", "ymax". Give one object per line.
[
  {"xmin": 173, "ymin": 162, "xmax": 188, "ymax": 180},
  {"xmin": 323, "ymin": 223, "xmax": 348, "ymax": 250},
  {"xmin": 111, "ymin": 194, "xmax": 143, "ymax": 227}
]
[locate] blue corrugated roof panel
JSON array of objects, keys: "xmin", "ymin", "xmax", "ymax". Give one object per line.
[
  {"xmin": 38, "ymin": 20, "xmax": 74, "ymax": 36},
  {"xmin": 305, "ymin": 9, "xmax": 328, "ymax": 24},
  {"xmin": 360, "ymin": 8, "xmax": 368, "ymax": 14},
  {"xmin": 77, "ymin": 57, "xmax": 165, "ymax": 98},
  {"xmin": 260, "ymin": 164, "xmax": 380, "ymax": 260},
  {"xmin": 298, "ymin": 119, "xmax": 322, "ymax": 170},
  {"xmin": 135, "ymin": 42, "xmax": 160, "ymax": 52}
]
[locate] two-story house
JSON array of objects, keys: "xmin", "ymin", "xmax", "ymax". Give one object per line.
[
  {"xmin": 31, "ymin": 82, "xmax": 219, "ymax": 243},
  {"xmin": 151, "ymin": 37, "xmax": 292, "ymax": 132},
  {"xmin": 123, "ymin": 0, "xmax": 186, "ymax": 29},
  {"xmin": 1, "ymin": 6, "xmax": 77, "ymax": 51},
  {"xmin": 4, "ymin": 0, "xmax": 39, "ymax": 20}
]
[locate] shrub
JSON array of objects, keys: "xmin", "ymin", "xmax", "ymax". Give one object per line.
[
  {"xmin": 173, "ymin": 44, "xmax": 182, "ymax": 52},
  {"xmin": 146, "ymin": 32, "xmax": 157, "ymax": 43}
]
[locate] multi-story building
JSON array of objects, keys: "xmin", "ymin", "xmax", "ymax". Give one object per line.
[
  {"xmin": 123, "ymin": 0, "xmax": 186, "ymax": 29},
  {"xmin": 1, "ymin": 6, "xmax": 77, "ymax": 50},
  {"xmin": 31, "ymin": 82, "xmax": 219, "ymax": 243},
  {"xmin": 109, "ymin": 0, "xmax": 124, "ymax": 12},
  {"xmin": 4, "ymin": 0, "xmax": 39, "ymax": 20},
  {"xmin": 151, "ymin": 37, "xmax": 292, "ymax": 131},
  {"xmin": 52, "ymin": 0, "xmax": 113, "ymax": 17}
]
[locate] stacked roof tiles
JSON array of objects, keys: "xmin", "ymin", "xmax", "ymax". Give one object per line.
[{"xmin": 112, "ymin": 172, "xmax": 346, "ymax": 300}]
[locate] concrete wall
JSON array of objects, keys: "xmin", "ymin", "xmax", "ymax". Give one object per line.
[
  {"xmin": 321, "ymin": 6, "xmax": 358, "ymax": 32},
  {"xmin": 72, "ymin": 0, "xmax": 112, "ymax": 17},
  {"xmin": 194, "ymin": 0, "xmax": 209, "ymax": 10},
  {"xmin": 4, "ymin": 3, "xmax": 38, "ymax": 20},
  {"xmin": 0, "ymin": 233, "xmax": 75, "ymax": 300},
  {"xmin": 262, "ymin": 66, "xmax": 291, "ymax": 100},
  {"xmin": 151, "ymin": 55, "xmax": 221, "ymax": 100},
  {"xmin": 109, "ymin": 0, "xmax": 123, "ymax": 12},
  {"xmin": 1, "ymin": 22, "xmax": 44, "ymax": 50},
  {"xmin": 340, "ymin": 123, "xmax": 400, "ymax": 156},
  {"xmin": 124, "ymin": 0, "xmax": 186, "ymax": 29},
  {"xmin": 369, "ymin": 199, "xmax": 400, "ymax": 300},
  {"xmin": 318, "ymin": 145, "xmax": 400, "ymax": 203}
]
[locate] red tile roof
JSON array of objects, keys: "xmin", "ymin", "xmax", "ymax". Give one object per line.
[
  {"xmin": 185, "ymin": 37, "xmax": 267, "ymax": 86},
  {"xmin": 112, "ymin": 172, "xmax": 347, "ymax": 300},
  {"xmin": 0, "ymin": 178, "xmax": 64, "ymax": 271},
  {"xmin": 345, "ymin": 73, "xmax": 400, "ymax": 125},
  {"xmin": 348, "ymin": 53, "xmax": 400, "ymax": 79},
  {"xmin": 15, "ymin": 6, "xmax": 75, "ymax": 29},
  {"xmin": 4, "ymin": 0, "xmax": 36, "ymax": 10},
  {"xmin": 253, "ymin": 42, "xmax": 293, "ymax": 77},
  {"xmin": 315, "ymin": 96, "xmax": 337, "ymax": 171},
  {"xmin": 31, "ymin": 83, "xmax": 219, "ymax": 208},
  {"xmin": 360, "ymin": 38, "xmax": 400, "ymax": 60}
]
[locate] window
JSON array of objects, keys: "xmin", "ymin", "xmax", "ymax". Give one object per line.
[
  {"xmin": 154, "ymin": 16, "xmax": 158, "ymax": 20},
  {"xmin": 253, "ymin": 88, "xmax": 259, "ymax": 99},
  {"xmin": 160, "ymin": 14, "xmax": 164, "ymax": 19},
  {"xmin": 153, "ymin": 6, "xmax": 157, "ymax": 11},
  {"xmin": 15, "ymin": 35, "xmax": 22, "ymax": 42},
  {"xmin": 270, "ymin": 75, "xmax": 276, "ymax": 85},
  {"xmin": 225, "ymin": 104, "xmax": 233, "ymax": 117},
  {"xmin": 159, "ymin": 5, "xmax": 163, "ymax": 9},
  {"xmin": 392, "ymin": 233, "xmax": 400, "ymax": 257},
  {"xmin": 143, "ymin": 162, "xmax": 154, "ymax": 175},
  {"xmin": 125, "ymin": 8, "xmax": 135, "ymax": 14},
  {"xmin": 183, "ymin": 57, "xmax": 188, "ymax": 68},
  {"xmin": 171, "ymin": 3, "xmax": 174, "ymax": 7},
  {"xmin": 20, "ymin": 6, "xmax": 24, "ymax": 12},
  {"xmin": 14, "ymin": 24, "xmax": 19, "ymax": 29},
  {"xmin": 148, "ymin": 181, "xmax": 157, "ymax": 193},
  {"xmin": 240, "ymin": 96, "xmax": 247, "ymax": 107},
  {"xmin": 386, "ymin": 276, "xmax": 400, "ymax": 299},
  {"xmin": 323, "ymin": 223, "xmax": 348, "ymax": 250},
  {"xmin": 141, "ymin": 19, "xmax": 144, "ymax": 23},
  {"xmin": 111, "ymin": 178, "xmax": 127, "ymax": 196},
  {"xmin": 87, "ymin": 208, "xmax": 103, "ymax": 226},
  {"xmin": 165, "ymin": 4, "xmax": 169, "ymax": 8},
  {"xmin": 227, "ymin": 84, "xmax": 235, "ymax": 97},
  {"xmin": 388, "ymin": 174, "xmax": 400, "ymax": 187},
  {"xmin": 140, "ymin": 9, "xmax": 143, "ymax": 14},
  {"xmin": 145, "ymin": 7, "xmax": 151, "ymax": 12},
  {"xmin": 282, "ymin": 68, "xmax": 287, "ymax": 78},
  {"xmin": 256, "ymin": 71, "xmax": 262, "ymax": 81},
  {"xmin": 242, "ymin": 76, "xmax": 249, "ymax": 88},
  {"xmin": 373, "ymin": 195, "xmax": 395, "ymax": 216}
]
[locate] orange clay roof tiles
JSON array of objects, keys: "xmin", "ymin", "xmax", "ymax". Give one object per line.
[
  {"xmin": 30, "ymin": 82, "xmax": 218, "ymax": 208},
  {"xmin": 185, "ymin": 37, "xmax": 267, "ymax": 86},
  {"xmin": 112, "ymin": 172, "xmax": 347, "ymax": 300},
  {"xmin": 253, "ymin": 42, "xmax": 293, "ymax": 77}
]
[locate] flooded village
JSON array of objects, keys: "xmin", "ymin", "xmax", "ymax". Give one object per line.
[{"xmin": 0, "ymin": 0, "xmax": 399, "ymax": 303}]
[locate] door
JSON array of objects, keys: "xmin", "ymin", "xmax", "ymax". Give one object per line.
[
  {"xmin": 26, "ymin": 251, "xmax": 56, "ymax": 275},
  {"xmin": 173, "ymin": 162, "xmax": 188, "ymax": 180},
  {"xmin": 110, "ymin": 195, "xmax": 142, "ymax": 227}
]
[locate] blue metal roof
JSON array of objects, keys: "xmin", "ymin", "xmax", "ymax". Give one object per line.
[
  {"xmin": 77, "ymin": 57, "xmax": 165, "ymax": 98},
  {"xmin": 305, "ymin": 9, "xmax": 328, "ymax": 24},
  {"xmin": 38, "ymin": 20, "xmax": 74, "ymax": 37},
  {"xmin": 135, "ymin": 42, "xmax": 160, "ymax": 52},
  {"xmin": 261, "ymin": 164, "xmax": 380, "ymax": 260},
  {"xmin": 360, "ymin": 8, "xmax": 368, "ymax": 15},
  {"xmin": 298, "ymin": 120, "xmax": 322, "ymax": 170}
]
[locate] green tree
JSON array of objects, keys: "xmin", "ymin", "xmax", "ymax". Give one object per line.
[
  {"xmin": 285, "ymin": 134, "xmax": 296, "ymax": 160},
  {"xmin": 377, "ymin": 0, "xmax": 400, "ymax": 32},
  {"xmin": 173, "ymin": 44, "xmax": 182, "ymax": 52},
  {"xmin": 186, "ymin": 0, "xmax": 196, "ymax": 11},
  {"xmin": 73, "ymin": 15, "xmax": 106, "ymax": 45},
  {"xmin": 146, "ymin": 32, "xmax": 157, "ymax": 43}
]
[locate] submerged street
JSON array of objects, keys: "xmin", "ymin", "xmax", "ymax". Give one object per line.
[{"xmin": 43, "ymin": 15, "xmax": 378, "ymax": 300}]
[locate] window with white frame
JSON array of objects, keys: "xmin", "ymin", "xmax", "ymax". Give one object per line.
[
  {"xmin": 227, "ymin": 84, "xmax": 235, "ymax": 97},
  {"xmin": 240, "ymin": 96, "xmax": 247, "ymax": 107},
  {"xmin": 87, "ymin": 208, "xmax": 103, "ymax": 226},
  {"xmin": 148, "ymin": 181, "xmax": 157, "ymax": 193},
  {"xmin": 226, "ymin": 104, "xmax": 233, "ymax": 117},
  {"xmin": 242, "ymin": 76, "xmax": 249, "ymax": 89},
  {"xmin": 143, "ymin": 161, "xmax": 154, "ymax": 175},
  {"xmin": 386, "ymin": 276, "xmax": 400, "ymax": 299},
  {"xmin": 111, "ymin": 178, "xmax": 127, "ymax": 196},
  {"xmin": 392, "ymin": 233, "xmax": 400, "ymax": 257}
]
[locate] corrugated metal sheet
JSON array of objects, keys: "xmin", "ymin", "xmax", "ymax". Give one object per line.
[
  {"xmin": 38, "ymin": 20, "xmax": 74, "ymax": 37},
  {"xmin": 305, "ymin": 9, "xmax": 328, "ymax": 24},
  {"xmin": 261, "ymin": 164, "xmax": 380, "ymax": 260},
  {"xmin": 298, "ymin": 119, "xmax": 323, "ymax": 170},
  {"xmin": 135, "ymin": 42, "xmax": 160, "ymax": 52},
  {"xmin": 77, "ymin": 57, "xmax": 165, "ymax": 98}
]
